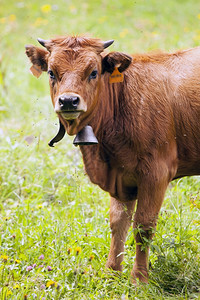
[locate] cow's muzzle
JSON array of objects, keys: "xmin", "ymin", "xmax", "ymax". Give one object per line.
[
  {"xmin": 55, "ymin": 93, "xmax": 86, "ymax": 120},
  {"xmin": 59, "ymin": 95, "xmax": 80, "ymax": 110}
]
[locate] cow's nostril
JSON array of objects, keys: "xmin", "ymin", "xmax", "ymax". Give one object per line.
[
  {"xmin": 72, "ymin": 97, "xmax": 80, "ymax": 108},
  {"xmin": 58, "ymin": 97, "xmax": 65, "ymax": 106}
]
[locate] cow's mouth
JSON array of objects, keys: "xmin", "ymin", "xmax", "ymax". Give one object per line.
[{"xmin": 60, "ymin": 111, "xmax": 82, "ymax": 120}]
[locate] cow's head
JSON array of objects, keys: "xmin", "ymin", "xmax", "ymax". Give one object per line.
[{"xmin": 25, "ymin": 36, "xmax": 132, "ymax": 140}]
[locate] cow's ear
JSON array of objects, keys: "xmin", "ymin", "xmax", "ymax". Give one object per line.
[
  {"xmin": 102, "ymin": 51, "xmax": 132, "ymax": 74},
  {"xmin": 25, "ymin": 45, "xmax": 49, "ymax": 72}
]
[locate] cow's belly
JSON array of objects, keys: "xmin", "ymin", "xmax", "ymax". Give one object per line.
[{"xmin": 175, "ymin": 159, "xmax": 200, "ymax": 179}]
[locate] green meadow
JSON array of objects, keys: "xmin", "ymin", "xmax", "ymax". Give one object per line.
[{"xmin": 0, "ymin": 0, "xmax": 200, "ymax": 299}]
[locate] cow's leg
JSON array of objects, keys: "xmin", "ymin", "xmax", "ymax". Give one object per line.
[
  {"xmin": 132, "ymin": 162, "xmax": 171, "ymax": 283},
  {"xmin": 106, "ymin": 197, "xmax": 136, "ymax": 271}
]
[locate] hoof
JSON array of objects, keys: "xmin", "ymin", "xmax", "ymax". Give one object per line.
[
  {"xmin": 131, "ymin": 266, "xmax": 148, "ymax": 284},
  {"xmin": 106, "ymin": 261, "xmax": 122, "ymax": 272}
]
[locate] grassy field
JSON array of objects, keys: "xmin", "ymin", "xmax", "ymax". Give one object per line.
[{"xmin": 0, "ymin": 0, "xmax": 200, "ymax": 299}]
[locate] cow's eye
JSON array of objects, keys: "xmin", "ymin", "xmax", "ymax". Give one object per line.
[
  {"xmin": 48, "ymin": 70, "xmax": 56, "ymax": 80},
  {"xmin": 89, "ymin": 70, "xmax": 98, "ymax": 80}
]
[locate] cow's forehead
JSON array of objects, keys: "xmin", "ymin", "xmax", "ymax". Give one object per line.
[{"xmin": 48, "ymin": 48, "xmax": 100, "ymax": 74}]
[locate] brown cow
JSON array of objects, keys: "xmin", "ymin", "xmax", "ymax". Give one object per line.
[{"xmin": 25, "ymin": 36, "xmax": 200, "ymax": 283}]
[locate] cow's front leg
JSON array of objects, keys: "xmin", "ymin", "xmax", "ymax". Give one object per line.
[
  {"xmin": 106, "ymin": 197, "xmax": 136, "ymax": 271},
  {"xmin": 132, "ymin": 163, "xmax": 171, "ymax": 283}
]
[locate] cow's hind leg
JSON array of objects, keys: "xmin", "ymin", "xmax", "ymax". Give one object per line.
[{"xmin": 106, "ymin": 197, "xmax": 136, "ymax": 271}]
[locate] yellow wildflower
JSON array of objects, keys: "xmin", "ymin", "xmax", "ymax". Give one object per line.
[
  {"xmin": 89, "ymin": 254, "xmax": 95, "ymax": 261},
  {"xmin": 193, "ymin": 34, "xmax": 200, "ymax": 42},
  {"xmin": 41, "ymin": 4, "xmax": 52, "ymax": 14},
  {"xmin": 6, "ymin": 290, "xmax": 12, "ymax": 296},
  {"xmin": 1, "ymin": 255, "xmax": 8, "ymax": 262},
  {"xmin": 0, "ymin": 18, "xmax": 6, "ymax": 24},
  {"xmin": 67, "ymin": 248, "xmax": 72, "ymax": 254},
  {"xmin": 69, "ymin": 5, "xmax": 77, "ymax": 14},
  {"xmin": 15, "ymin": 259, "xmax": 21, "ymax": 264},
  {"xmin": 33, "ymin": 18, "xmax": 48, "ymax": 27},
  {"xmin": 119, "ymin": 29, "xmax": 129, "ymax": 38},
  {"xmin": 9, "ymin": 14, "xmax": 16, "ymax": 22},
  {"xmin": 198, "ymin": 13, "xmax": 200, "ymax": 19},
  {"xmin": 46, "ymin": 280, "xmax": 58, "ymax": 288},
  {"xmin": 75, "ymin": 246, "xmax": 81, "ymax": 255},
  {"xmin": 37, "ymin": 204, "xmax": 43, "ymax": 209},
  {"xmin": 13, "ymin": 284, "xmax": 20, "ymax": 289}
]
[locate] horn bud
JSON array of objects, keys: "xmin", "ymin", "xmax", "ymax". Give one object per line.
[
  {"xmin": 37, "ymin": 38, "xmax": 51, "ymax": 50},
  {"xmin": 37, "ymin": 38, "xmax": 46, "ymax": 47},
  {"xmin": 103, "ymin": 40, "xmax": 114, "ymax": 49}
]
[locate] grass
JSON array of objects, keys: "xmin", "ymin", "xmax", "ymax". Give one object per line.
[{"xmin": 0, "ymin": 0, "xmax": 200, "ymax": 299}]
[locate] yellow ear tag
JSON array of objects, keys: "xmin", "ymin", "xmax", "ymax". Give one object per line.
[
  {"xmin": 109, "ymin": 67, "xmax": 124, "ymax": 84},
  {"xmin": 30, "ymin": 65, "xmax": 42, "ymax": 78}
]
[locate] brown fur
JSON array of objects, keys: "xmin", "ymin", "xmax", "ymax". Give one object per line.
[{"xmin": 25, "ymin": 36, "xmax": 200, "ymax": 283}]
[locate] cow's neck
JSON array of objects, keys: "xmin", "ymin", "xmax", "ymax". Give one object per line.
[
  {"xmin": 89, "ymin": 73, "xmax": 135, "ymax": 153},
  {"xmin": 79, "ymin": 74, "xmax": 138, "ymax": 195}
]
